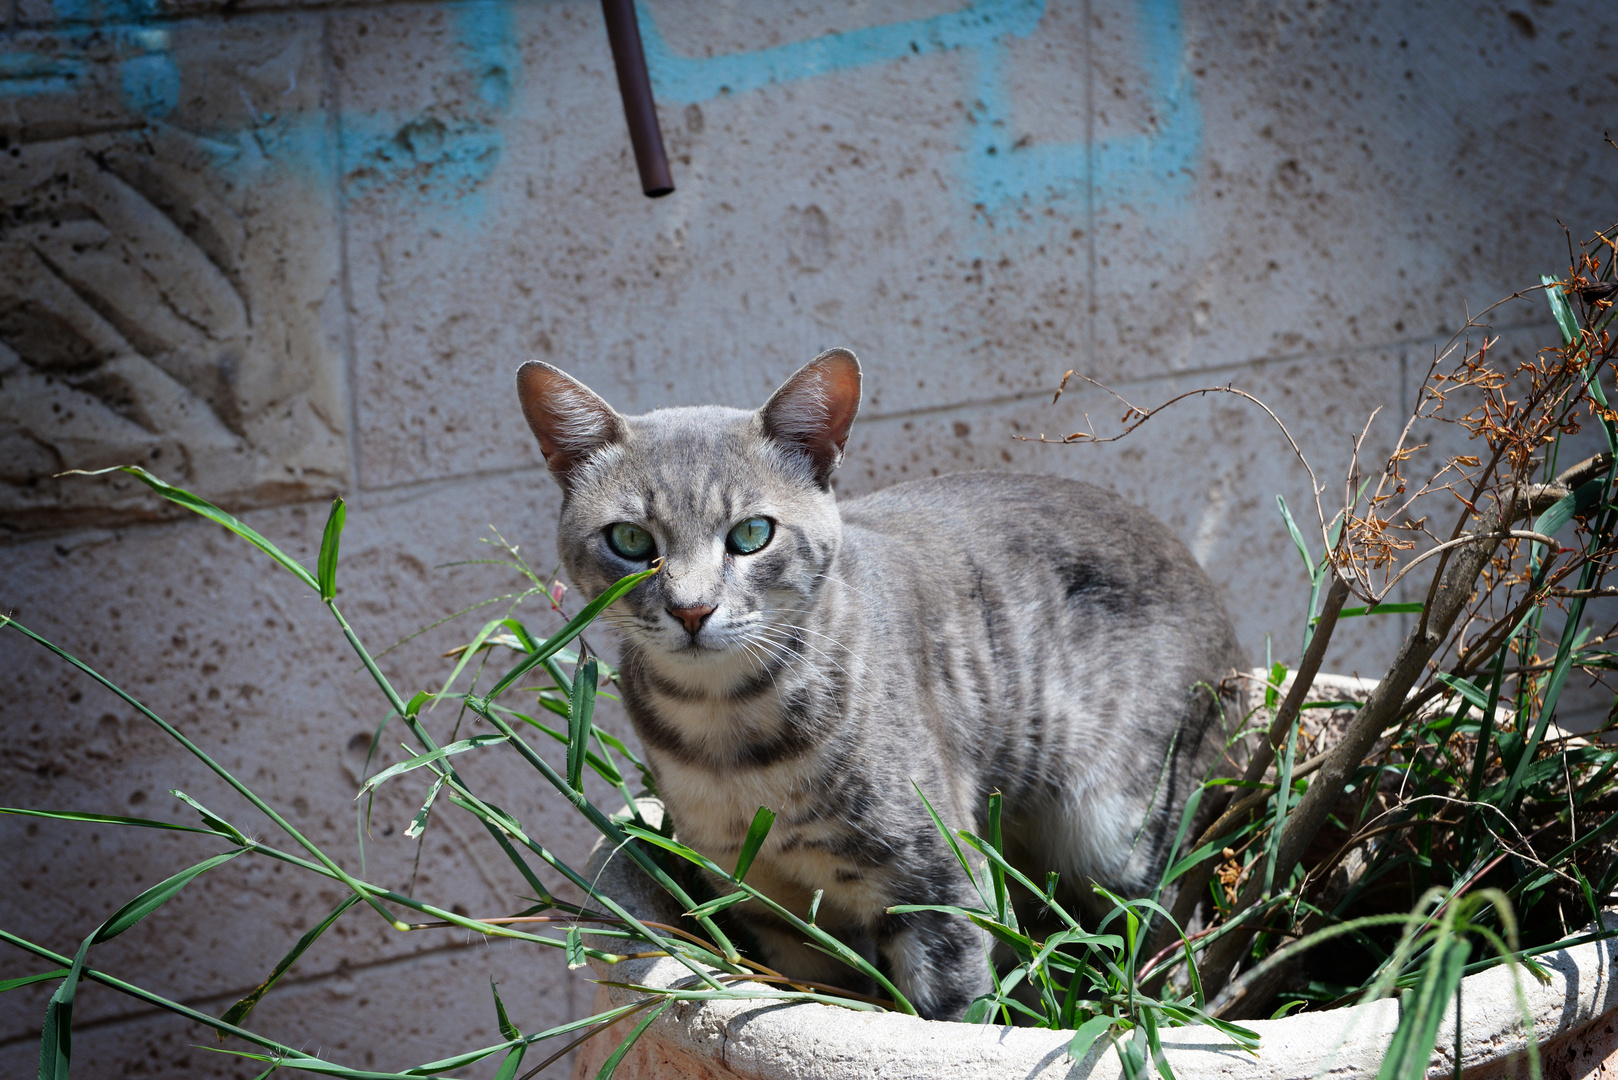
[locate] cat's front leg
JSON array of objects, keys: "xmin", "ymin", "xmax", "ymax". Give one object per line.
[{"xmin": 875, "ymin": 906, "xmax": 991, "ymax": 1021}]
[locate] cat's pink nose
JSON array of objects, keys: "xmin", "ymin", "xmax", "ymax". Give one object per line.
[{"xmin": 668, "ymin": 604, "xmax": 714, "ymax": 635}]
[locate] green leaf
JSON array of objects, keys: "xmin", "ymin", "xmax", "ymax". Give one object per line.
[
  {"xmin": 912, "ymin": 782, "xmax": 991, "ymax": 910},
  {"xmin": 39, "ymin": 937, "xmax": 92, "ymax": 1080},
  {"xmin": 567, "ymin": 657, "xmax": 599, "ymax": 793},
  {"xmin": 403, "ymin": 776, "xmax": 448, "ymax": 839},
  {"xmin": 1543, "ymin": 274, "xmax": 1579, "ymax": 345},
  {"xmin": 733, "ymin": 805, "xmax": 776, "ymax": 881},
  {"xmin": 565, "ymin": 927, "xmax": 586, "ymax": 970},
  {"xmin": 987, "ymin": 790, "xmax": 1010, "ymax": 925},
  {"xmin": 1532, "ymin": 477, "xmax": 1605, "ymax": 543},
  {"xmin": 492, "ymin": 1045, "xmax": 526, "ymax": 1080},
  {"xmin": 596, "ymin": 999, "xmax": 670, "ymax": 1080},
  {"xmin": 170, "ymin": 790, "xmax": 251, "ymax": 845},
  {"xmin": 42, "ymin": 849, "xmax": 244, "ymax": 1078},
  {"xmin": 59, "ymin": 466, "xmax": 318, "ymax": 591},
  {"xmin": 0, "ymin": 969, "xmax": 69, "ymax": 994},
  {"xmin": 0, "ymin": 807, "xmax": 214, "ymax": 836},
  {"xmin": 1275, "ymin": 494, "xmax": 1314, "ymax": 574},
  {"xmin": 501, "ymin": 708, "xmax": 624, "ymax": 786},
  {"xmin": 1141, "ymin": 1007, "xmax": 1177, "ymax": 1080},
  {"xmin": 356, "ymin": 734, "xmax": 508, "ymax": 797},
  {"xmin": 685, "ymin": 891, "xmax": 749, "ymax": 919},
  {"xmin": 404, "ymin": 691, "xmax": 431, "ymax": 718},
  {"xmin": 1376, "ymin": 928, "xmax": 1468, "ymax": 1080},
  {"xmin": 220, "ymin": 895, "xmax": 362, "ymax": 1034},
  {"xmin": 1321, "ymin": 602, "xmax": 1425, "ymax": 622},
  {"xmin": 98, "ymin": 849, "xmax": 245, "ymax": 943},
  {"xmin": 483, "ymin": 565, "xmax": 662, "ymax": 701},
  {"xmin": 490, "ymin": 979, "xmax": 522, "ymax": 1041},
  {"xmin": 1266, "ymin": 661, "xmax": 1287, "ymax": 712},
  {"xmin": 1435, "ymin": 673, "xmax": 1490, "ymax": 713},
  {"xmin": 317, "ymin": 497, "xmax": 346, "ymax": 601},
  {"xmin": 431, "ymin": 618, "xmax": 507, "ymax": 712}
]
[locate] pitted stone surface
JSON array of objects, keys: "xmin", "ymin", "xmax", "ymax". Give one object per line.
[
  {"xmin": 2, "ymin": 2, "xmax": 1616, "ymax": 1077},
  {"xmin": 0, "ymin": 20, "xmax": 347, "ymax": 532}
]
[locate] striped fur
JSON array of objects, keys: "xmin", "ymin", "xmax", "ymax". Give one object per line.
[{"xmin": 516, "ymin": 350, "xmax": 1245, "ymax": 1020}]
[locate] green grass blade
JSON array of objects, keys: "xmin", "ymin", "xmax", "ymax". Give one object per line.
[
  {"xmin": 1434, "ymin": 673, "xmax": 1489, "ymax": 713},
  {"xmin": 1262, "ymin": 707, "xmax": 1303, "ymax": 898},
  {"xmin": 430, "ymin": 618, "xmax": 506, "ymax": 712},
  {"xmin": 317, "ymin": 497, "xmax": 346, "ymax": 601},
  {"xmin": 485, "ymin": 565, "xmax": 661, "ymax": 700},
  {"xmin": 0, "ymin": 807, "xmax": 214, "ymax": 836},
  {"xmin": 1543, "ymin": 274, "xmax": 1579, "ymax": 345},
  {"xmin": 1276, "ymin": 495, "xmax": 1314, "ymax": 573},
  {"xmin": 686, "ymin": 891, "xmax": 751, "ymax": 919},
  {"xmin": 1376, "ymin": 929, "xmax": 1467, "ymax": 1080},
  {"xmin": 2, "ymin": 618, "xmax": 405, "ymax": 930},
  {"xmin": 492, "ymin": 1044, "xmax": 525, "ymax": 1080},
  {"xmin": 912, "ymin": 782, "xmax": 991, "ymax": 910},
  {"xmin": 403, "ymin": 776, "xmax": 448, "ymax": 840},
  {"xmin": 596, "ymin": 999, "xmax": 671, "ymax": 1080},
  {"xmin": 356, "ymin": 734, "xmax": 508, "ymax": 797},
  {"xmin": 39, "ymin": 936, "xmax": 93, "ymax": 1080},
  {"xmin": 734, "ymin": 805, "xmax": 776, "ymax": 882},
  {"xmin": 1141, "ymin": 1006, "xmax": 1177, "ymax": 1080},
  {"xmin": 567, "ymin": 657, "xmax": 599, "ymax": 793},
  {"xmin": 496, "ymin": 706, "xmax": 625, "ymax": 787},
  {"xmin": 42, "ymin": 851, "xmax": 241, "ymax": 1079},
  {"xmin": 987, "ymin": 791, "xmax": 1010, "ymax": 925},
  {"xmin": 1067, "ymin": 1013, "xmax": 1115, "ymax": 1062},
  {"xmin": 490, "ymin": 978, "xmax": 522, "ymax": 1040},
  {"xmin": 0, "ymin": 970, "xmax": 69, "ymax": 994},
  {"xmin": 220, "ymin": 895, "xmax": 362, "ymax": 1034},
  {"xmin": 1325, "ymin": 602, "xmax": 1425, "ymax": 621},
  {"xmin": 170, "ymin": 790, "xmax": 251, "ymax": 845},
  {"xmin": 60, "ymin": 466, "xmax": 318, "ymax": 591},
  {"xmin": 97, "ymin": 850, "xmax": 245, "ymax": 942}
]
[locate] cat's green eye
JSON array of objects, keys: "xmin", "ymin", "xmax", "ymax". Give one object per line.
[
  {"xmin": 606, "ymin": 522, "xmax": 655, "ymax": 561},
  {"xmin": 726, "ymin": 517, "xmax": 774, "ymax": 555}
]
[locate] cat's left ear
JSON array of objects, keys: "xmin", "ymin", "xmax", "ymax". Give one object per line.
[{"xmin": 760, "ymin": 347, "xmax": 862, "ymax": 487}]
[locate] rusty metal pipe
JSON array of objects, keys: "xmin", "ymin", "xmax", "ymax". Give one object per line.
[{"xmin": 600, "ymin": 0, "xmax": 674, "ymax": 198}]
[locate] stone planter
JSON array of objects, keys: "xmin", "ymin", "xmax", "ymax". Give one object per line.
[{"xmin": 568, "ymin": 674, "xmax": 1618, "ymax": 1079}]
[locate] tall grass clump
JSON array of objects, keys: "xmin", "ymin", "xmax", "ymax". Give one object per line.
[{"xmin": 6, "ymin": 205, "xmax": 1618, "ymax": 1079}]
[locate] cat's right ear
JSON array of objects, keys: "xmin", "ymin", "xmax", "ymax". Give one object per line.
[
  {"xmin": 515, "ymin": 361, "xmax": 624, "ymax": 487},
  {"xmin": 760, "ymin": 347, "xmax": 862, "ymax": 487}
]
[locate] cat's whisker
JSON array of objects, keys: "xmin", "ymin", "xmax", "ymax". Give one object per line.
[
  {"xmin": 745, "ymin": 628, "xmax": 851, "ymax": 686},
  {"xmin": 751, "ymin": 623, "xmax": 856, "ymax": 679},
  {"xmin": 810, "ymin": 570, "xmax": 879, "ymax": 604}
]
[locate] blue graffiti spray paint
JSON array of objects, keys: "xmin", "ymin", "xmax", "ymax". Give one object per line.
[
  {"xmin": 637, "ymin": 0, "xmax": 1043, "ymax": 102},
  {"xmin": 120, "ymin": 30, "xmax": 180, "ymax": 118},
  {"xmin": 339, "ymin": 0, "xmax": 518, "ymax": 215},
  {"xmin": 636, "ymin": 0, "xmax": 1199, "ymax": 219}
]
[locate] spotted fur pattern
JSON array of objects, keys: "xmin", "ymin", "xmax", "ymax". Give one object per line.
[{"xmin": 515, "ymin": 350, "xmax": 1245, "ymax": 1020}]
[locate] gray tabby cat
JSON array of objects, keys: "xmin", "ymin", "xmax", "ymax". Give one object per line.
[{"xmin": 515, "ymin": 348, "xmax": 1244, "ymax": 1021}]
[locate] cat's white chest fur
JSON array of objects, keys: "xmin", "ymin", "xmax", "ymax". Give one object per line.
[{"xmin": 650, "ymin": 745, "xmax": 895, "ymax": 925}]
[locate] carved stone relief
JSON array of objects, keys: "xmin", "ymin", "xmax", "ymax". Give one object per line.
[{"xmin": 0, "ymin": 26, "xmax": 348, "ymax": 533}]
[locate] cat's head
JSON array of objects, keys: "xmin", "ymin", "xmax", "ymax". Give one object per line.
[{"xmin": 516, "ymin": 349, "xmax": 861, "ymax": 686}]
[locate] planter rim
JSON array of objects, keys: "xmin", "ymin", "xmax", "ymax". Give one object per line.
[
  {"xmin": 570, "ymin": 673, "xmax": 1618, "ymax": 1079},
  {"xmin": 577, "ymin": 855, "xmax": 1617, "ymax": 1079}
]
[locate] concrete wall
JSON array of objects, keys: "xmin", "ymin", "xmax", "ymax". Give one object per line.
[{"xmin": 1, "ymin": 0, "xmax": 1613, "ymax": 1075}]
